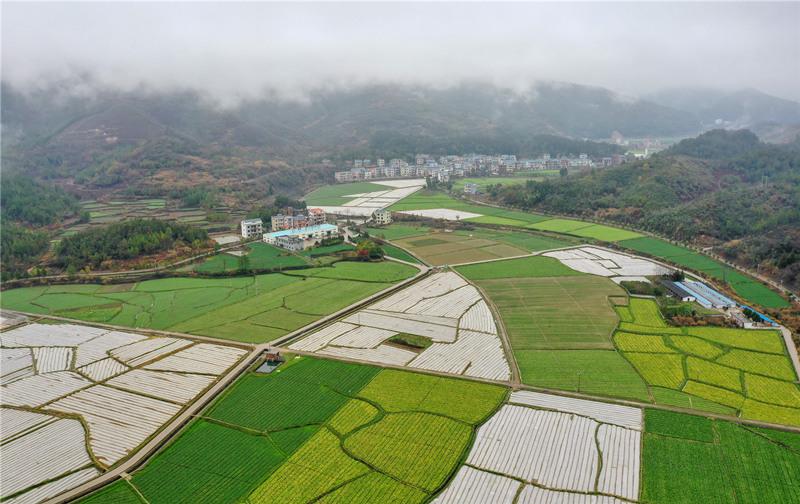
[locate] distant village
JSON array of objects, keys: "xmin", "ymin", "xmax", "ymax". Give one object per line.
[{"xmin": 333, "ymin": 152, "xmax": 631, "ymax": 184}]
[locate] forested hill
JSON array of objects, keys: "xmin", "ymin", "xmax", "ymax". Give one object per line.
[
  {"xmin": 0, "ymin": 177, "xmax": 81, "ymax": 279},
  {"xmin": 490, "ymin": 129, "xmax": 800, "ymax": 291}
]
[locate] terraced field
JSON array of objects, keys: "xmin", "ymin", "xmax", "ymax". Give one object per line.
[
  {"xmin": 0, "ymin": 262, "xmax": 418, "ymax": 344},
  {"xmin": 613, "ymin": 297, "xmax": 800, "ymax": 425},
  {"xmin": 60, "ymin": 199, "xmax": 242, "ymax": 238},
  {"xmin": 78, "ymin": 357, "xmax": 506, "ymax": 504}
]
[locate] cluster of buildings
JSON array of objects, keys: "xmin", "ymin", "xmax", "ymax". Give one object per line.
[
  {"xmin": 334, "ymin": 153, "xmax": 629, "ymax": 184},
  {"xmin": 263, "ymin": 223, "xmax": 341, "ymax": 252},
  {"xmin": 241, "ymin": 207, "xmax": 341, "ymax": 251},
  {"xmin": 270, "ymin": 207, "xmax": 326, "ymax": 231},
  {"xmin": 661, "ymin": 279, "xmax": 777, "ymax": 328}
]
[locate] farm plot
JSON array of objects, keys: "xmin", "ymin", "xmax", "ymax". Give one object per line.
[
  {"xmin": 641, "ymin": 409, "xmax": 800, "ymax": 504},
  {"xmin": 456, "ymin": 255, "xmax": 650, "ymax": 400},
  {"xmin": 0, "ymin": 321, "xmax": 246, "ymax": 503},
  {"xmin": 289, "ymin": 271, "xmax": 512, "ymax": 381},
  {"xmin": 0, "ymin": 261, "xmax": 417, "ymax": 344},
  {"xmin": 612, "ymin": 297, "xmax": 800, "ymax": 426},
  {"xmin": 77, "ymin": 357, "xmax": 506, "ymax": 504},
  {"xmin": 393, "ymin": 231, "xmax": 528, "ymax": 265},
  {"xmin": 387, "ymin": 191, "xmax": 549, "ymax": 225},
  {"xmin": 306, "ymin": 179, "xmax": 425, "ymax": 216},
  {"xmin": 544, "ymin": 246, "xmax": 671, "ymax": 279},
  {"xmin": 435, "ymin": 391, "xmax": 642, "ymax": 503},
  {"xmin": 192, "ymin": 242, "xmax": 308, "ymax": 273},
  {"xmin": 397, "ymin": 208, "xmax": 484, "ymax": 221}
]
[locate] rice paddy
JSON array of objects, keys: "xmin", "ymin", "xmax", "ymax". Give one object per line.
[{"xmin": 0, "ymin": 261, "xmax": 418, "ymax": 343}]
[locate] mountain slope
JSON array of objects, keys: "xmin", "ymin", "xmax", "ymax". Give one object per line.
[
  {"xmin": 647, "ymin": 88, "xmax": 800, "ymax": 132},
  {"xmin": 490, "ymin": 130, "xmax": 800, "ymax": 292}
]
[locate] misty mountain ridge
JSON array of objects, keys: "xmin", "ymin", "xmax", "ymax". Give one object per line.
[
  {"xmin": 646, "ymin": 87, "xmax": 800, "ymax": 131},
  {"xmin": 3, "ymin": 80, "xmax": 701, "ymax": 148}
]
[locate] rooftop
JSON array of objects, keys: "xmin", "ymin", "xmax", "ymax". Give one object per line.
[
  {"xmin": 264, "ymin": 223, "xmax": 338, "ymax": 238},
  {"xmin": 241, "ymin": 218, "xmax": 262, "ymax": 225}
]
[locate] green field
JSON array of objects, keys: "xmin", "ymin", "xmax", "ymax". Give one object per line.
[
  {"xmin": 0, "ymin": 262, "xmax": 417, "ymax": 344},
  {"xmin": 394, "ymin": 231, "xmax": 528, "ymax": 265},
  {"xmin": 193, "ymin": 242, "xmax": 308, "ymax": 273},
  {"xmin": 365, "ymin": 224, "xmax": 430, "ymax": 240},
  {"xmin": 618, "ymin": 236, "xmax": 789, "ymax": 308},
  {"xmin": 613, "ymin": 297, "xmax": 800, "ymax": 426},
  {"xmin": 456, "ymin": 255, "xmax": 582, "ymax": 281},
  {"xmin": 371, "ymin": 224, "xmax": 573, "ymax": 266},
  {"xmin": 515, "ymin": 349, "xmax": 650, "ymax": 401},
  {"xmin": 457, "ymin": 256, "xmax": 651, "ymax": 399},
  {"xmin": 641, "ymin": 409, "xmax": 800, "ymax": 503},
  {"xmin": 79, "ymin": 358, "xmax": 506, "ymax": 504},
  {"xmin": 527, "ymin": 219, "xmax": 643, "ymax": 241},
  {"xmin": 304, "ymin": 182, "xmax": 391, "ymax": 206},
  {"xmin": 451, "ymin": 175, "xmax": 557, "ymax": 192},
  {"xmin": 387, "ymin": 188, "xmax": 785, "ymax": 309},
  {"xmin": 381, "ymin": 244, "xmax": 423, "ymax": 264},
  {"xmin": 388, "ymin": 191, "xmax": 549, "ymax": 225}
]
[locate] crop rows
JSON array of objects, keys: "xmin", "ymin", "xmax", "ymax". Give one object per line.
[
  {"xmin": 0, "ymin": 320, "xmax": 247, "ymax": 502},
  {"xmin": 76, "ymin": 358, "xmax": 505, "ymax": 504},
  {"xmin": 641, "ymin": 409, "xmax": 800, "ymax": 503},
  {"xmin": 291, "ymin": 271, "xmax": 511, "ymax": 381},
  {"xmin": 437, "ymin": 392, "xmax": 643, "ymax": 503},
  {"xmin": 612, "ymin": 298, "xmax": 800, "ymax": 426}
]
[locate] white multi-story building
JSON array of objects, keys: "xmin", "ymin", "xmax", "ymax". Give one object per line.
[
  {"xmin": 335, "ymin": 171, "xmax": 353, "ymax": 183},
  {"xmin": 372, "ymin": 209, "xmax": 392, "ymax": 226},
  {"xmin": 241, "ymin": 219, "xmax": 263, "ymax": 239}
]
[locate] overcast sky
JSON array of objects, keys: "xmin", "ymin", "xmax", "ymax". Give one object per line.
[{"xmin": 2, "ymin": 2, "xmax": 799, "ymax": 103}]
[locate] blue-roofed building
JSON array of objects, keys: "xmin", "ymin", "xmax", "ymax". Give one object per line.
[{"xmin": 263, "ymin": 223, "xmax": 340, "ymax": 251}]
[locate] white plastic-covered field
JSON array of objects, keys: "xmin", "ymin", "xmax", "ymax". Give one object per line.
[
  {"xmin": 545, "ymin": 246, "xmax": 671, "ymax": 278},
  {"xmin": 435, "ymin": 392, "xmax": 643, "ymax": 503},
  {"xmin": 0, "ymin": 321, "xmax": 247, "ymax": 503},
  {"xmin": 290, "ymin": 271, "xmax": 511, "ymax": 381},
  {"xmin": 314, "ymin": 179, "xmax": 425, "ymax": 216},
  {"xmin": 397, "ymin": 208, "xmax": 483, "ymax": 221}
]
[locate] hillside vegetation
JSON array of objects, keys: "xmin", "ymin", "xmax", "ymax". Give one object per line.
[
  {"xmin": 0, "ymin": 176, "xmax": 81, "ymax": 279},
  {"xmin": 0, "ymin": 81, "xmax": 690, "ymax": 206},
  {"xmin": 491, "ymin": 130, "xmax": 800, "ymax": 291},
  {"xmin": 56, "ymin": 219, "xmax": 210, "ymax": 271}
]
